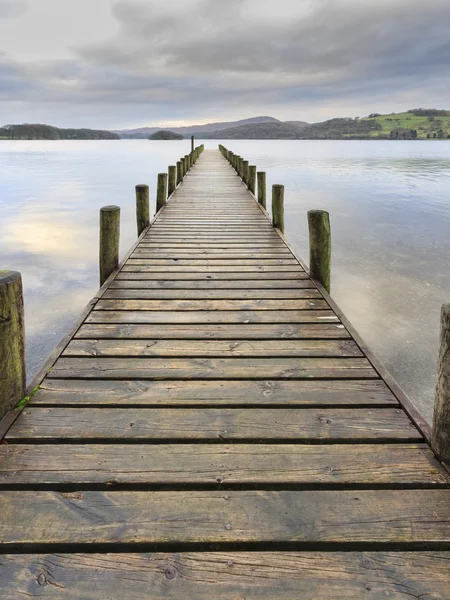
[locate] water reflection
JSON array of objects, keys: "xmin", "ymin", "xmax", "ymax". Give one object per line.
[{"xmin": 1, "ymin": 139, "xmax": 449, "ymax": 423}]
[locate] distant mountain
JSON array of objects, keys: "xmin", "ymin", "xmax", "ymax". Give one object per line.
[
  {"xmin": 0, "ymin": 123, "xmax": 119, "ymax": 140},
  {"xmin": 194, "ymin": 111, "xmax": 450, "ymax": 140},
  {"xmin": 114, "ymin": 116, "xmax": 280, "ymax": 139},
  {"xmin": 199, "ymin": 121, "xmax": 309, "ymax": 139}
]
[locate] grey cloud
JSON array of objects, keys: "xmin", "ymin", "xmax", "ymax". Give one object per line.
[
  {"xmin": 0, "ymin": 0, "xmax": 28, "ymax": 19},
  {"xmin": 1, "ymin": 0, "xmax": 450, "ymax": 126}
]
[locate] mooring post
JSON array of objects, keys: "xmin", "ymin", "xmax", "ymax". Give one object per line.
[
  {"xmin": 191, "ymin": 136, "xmax": 194, "ymax": 153},
  {"xmin": 248, "ymin": 165, "xmax": 256, "ymax": 194},
  {"xmin": 0, "ymin": 271, "xmax": 26, "ymax": 418},
  {"xmin": 135, "ymin": 184, "xmax": 150, "ymax": 237},
  {"xmin": 432, "ymin": 303, "xmax": 450, "ymax": 464},
  {"xmin": 257, "ymin": 172, "xmax": 266, "ymax": 208},
  {"xmin": 308, "ymin": 210, "xmax": 331, "ymax": 293},
  {"xmin": 168, "ymin": 165, "xmax": 176, "ymax": 198},
  {"xmin": 185, "ymin": 155, "xmax": 190, "ymax": 172},
  {"xmin": 156, "ymin": 173, "xmax": 168, "ymax": 213},
  {"xmin": 100, "ymin": 205, "xmax": 120, "ymax": 286},
  {"xmin": 272, "ymin": 184, "xmax": 284, "ymax": 233},
  {"xmin": 243, "ymin": 160, "xmax": 249, "ymax": 183},
  {"xmin": 177, "ymin": 161, "xmax": 183, "ymax": 185}
]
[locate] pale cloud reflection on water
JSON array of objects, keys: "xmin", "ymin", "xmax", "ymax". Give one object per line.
[{"xmin": 1, "ymin": 139, "xmax": 450, "ymax": 424}]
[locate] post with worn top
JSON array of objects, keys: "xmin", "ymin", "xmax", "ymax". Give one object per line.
[
  {"xmin": 191, "ymin": 136, "xmax": 194, "ymax": 153},
  {"xmin": 135, "ymin": 184, "xmax": 149, "ymax": 237},
  {"xmin": 0, "ymin": 270, "xmax": 26, "ymax": 418},
  {"xmin": 100, "ymin": 205, "xmax": 120, "ymax": 286},
  {"xmin": 177, "ymin": 161, "xmax": 183, "ymax": 185},
  {"xmin": 308, "ymin": 210, "xmax": 331, "ymax": 293},
  {"xmin": 242, "ymin": 160, "xmax": 249, "ymax": 185},
  {"xmin": 185, "ymin": 154, "xmax": 190, "ymax": 171},
  {"xmin": 432, "ymin": 303, "xmax": 450, "ymax": 464},
  {"xmin": 257, "ymin": 172, "xmax": 266, "ymax": 208},
  {"xmin": 168, "ymin": 165, "xmax": 176, "ymax": 198},
  {"xmin": 156, "ymin": 173, "xmax": 168, "ymax": 213},
  {"xmin": 272, "ymin": 184, "xmax": 284, "ymax": 233},
  {"xmin": 248, "ymin": 165, "xmax": 256, "ymax": 194}
]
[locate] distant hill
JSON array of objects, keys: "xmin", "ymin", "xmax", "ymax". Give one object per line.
[
  {"xmin": 149, "ymin": 130, "xmax": 184, "ymax": 140},
  {"xmin": 114, "ymin": 117, "xmax": 280, "ymax": 139},
  {"xmin": 199, "ymin": 121, "xmax": 308, "ymax": 139},
  {"xmin": 362, "ymin": 109, "xmax": 450, "ymax": 139},
  {"xmin": 194, "ymin": 110, "xmax": 450, "ymax": 140},
  {"xmin": 0, "ymin": 123, "xmax": 119, "ymax": 140}
]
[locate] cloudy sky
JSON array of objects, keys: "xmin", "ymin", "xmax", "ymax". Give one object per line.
[{"xmin": 1, "ymin": 0, "xmax": 449, "ymax": 128}]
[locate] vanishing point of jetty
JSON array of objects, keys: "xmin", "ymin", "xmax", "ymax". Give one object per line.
[{"xmin": 0, "ymin": 143, "xmax": 449, "ymax": 598}]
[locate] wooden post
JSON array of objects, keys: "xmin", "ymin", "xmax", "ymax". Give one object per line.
[
  {"xmin": 177, "ymin": 161, "xmax": 183, "ymax": 185},
  {"xmin": 191, "ymin": 136, "xmax": 194, "ymax": 153},
  {"xmin": 100, "ymin": 205, "xmax": 120, "ymax": 286},
  {"xmin": 184, "ymin": 155, "xmax": 190, "ymax": 172},
  {"xmin": 257, "ymin": 172, "xmax": 266, "ymax": 208},
  {"xmin": 248, "ymin": 165, "xmax": 256, "ymax": 194},
  {"xmin": 168, "ymin": 165, "xmax": 176, "ymax": 197},
  {"xmin": 156, "ymin": 173, "xmax": 168, "ymax": 213},
  {"xmin": 272, "ymin": 184, "xmax": 284, "ymax": 233},
  {"xmin": 0, "ymin": 270, "xmax": 26, "ymax": 418},
  {"xmin": 432, "ymin": 303, "xmax": 450, "ymax": 463},
  {"xmin": 242, "ymin": 160, "xmax": 249, "ymax": 185},
  {"xmin": 135, "ymin": 184, "xmax": 149, "ymax": 237},
  {"xmin": 308, "ymin": 210, "xmax": 331, "ymax": 293}
]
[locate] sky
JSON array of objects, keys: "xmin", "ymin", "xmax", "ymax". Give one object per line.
[{"xmin": 0, "ymin": 0, "xmax": 449, "ymax": 129}]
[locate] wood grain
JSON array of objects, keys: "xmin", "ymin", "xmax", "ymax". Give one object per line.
[
  {"xmin": 63, "ymin": 339, "xmax": 362, "ymax": 358},
  {"xmin": 0, "ymin": 490, "xmax": 448, "ymax": 546},
  {"xmin": 3, "ymin": 552, "xmax": 450, "ymax": 599},
  {"xmin": 1, "ymin": 444, "xmax": 446, "ymax": 486},
  {"xmin": 31, "ymin": 379, "xmax": 398, "ymax": 406},
  {"xmin": 6, "ymin": 408, "xmax": 419, "ymax": 441},
  {"xmin": 47, "ymin": 356, "xmax": 376, "ymax": 379}
]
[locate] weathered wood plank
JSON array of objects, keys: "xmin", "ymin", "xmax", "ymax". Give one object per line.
[
  {"xmin": 94, "ymin": 299, "xmax": 329, "ymax": 311},
  {"xmin": 103, "ymin": 288, "xmax": 321, "ymax": 299},
  {"xmin": 47, "ymin": 357, "xmax": 376, "ymax": 379},
  {"xmin": 132, "ymin": 253, "xmax": 292, "ymax": 259},
  {"xmin": 121, "ymin": 265, "xmax": 305, "ymax": 273},
  {"xmin": 86, "ymin": 310, "xmax": 339, "ymax": 324},
  {"xmin": 0, "ymin": 490, "xmax": 448, "ymax": 546},
  {"xmin": 63, "ymin": 339, "xmax": 362, "ymax": 358},
  {"xmin": 115, "ymin": 272, "xmax": 310, "ymax": 280},
  {"xmin": 31, "ymin": 379, "xmax": 397, "ymax": 406},
  {"xmin": 2, "ymin": 551, "xmax": 450, "ymax": 599},
  {"xmin": 6, "ymin": 408, "xmax": 418, "ymax": 441},
  {"xmin": 127, "ymin": 259, "xmax": 299, "ymax": 266},
  {"xmin": 1, "ymin": 444, "xmax": 446, "ymax": 486},
  {"xmin": 76, "ymin": 323, "xmax": 350, "ymax": 340},
  {"xmin": 109, "ymin": 279, "xmax": 316, "ymax": 289}
]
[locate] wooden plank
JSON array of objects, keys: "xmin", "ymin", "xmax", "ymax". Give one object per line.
[
  {"xmin": 31, "ymin": 379, "xmax": 397, "ymax": 406},
  {"xmin": 2, "ymin": 552, "xmax": 450, "ymax": 599},
  {"xmin": 63, "ymin": 339, "xmax": 363, "ymax": 358},
  {"xmin": 0, "ymin": 490, "xmax": 448, "ymax": 546},
  {"xmin": 86, "ymin": 310, "xmax": 339, "ymax": 324},
  {"xmin": 103, "ymin": 288, "xmax": 321, "ymax": 299},
  {"xmin": 132, "ymin": 253, "xmax": 293, "ymax": 259},
  {"xmin": 1, "ymin": 444, "xmax": 447, "ymax": 487},
  {"xmin": 109, "ymin": 280, "xmax": 316, "ymax": 289},
  {"xmin": 121, "ymin": 265, "xmax": 305, "ymax": 273},
  {"xmin": 76, "ymin": 323, "xmax": 350, "ymax": 340},
  {"xmin": 94, "ymin": 299, "xmax": 329, "ymax": 311},
  {"xmin": 47, "ymin": 357, "xmax": 376, "ymax": 379},
  {"xmin": 6, "ymin": 408, "xmax": 418, "ymax": 441},
  {"xmin": 115, "ymin": 272, "xmax": 310, "ymax": 280}
]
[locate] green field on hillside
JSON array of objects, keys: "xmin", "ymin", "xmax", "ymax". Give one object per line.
[{"xmin": 362, "ymin": 110, "xmax": 450, "ymax": 139}]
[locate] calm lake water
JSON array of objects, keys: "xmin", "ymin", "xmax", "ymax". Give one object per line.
[{"xmin": 1, "ymin": 139, "xmax": 450, "ymax": 423}]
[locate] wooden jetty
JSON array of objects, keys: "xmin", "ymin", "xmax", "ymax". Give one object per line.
[{"xmin": 0, "ymin": 147, "xmax": 450, "ymax": 598}]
